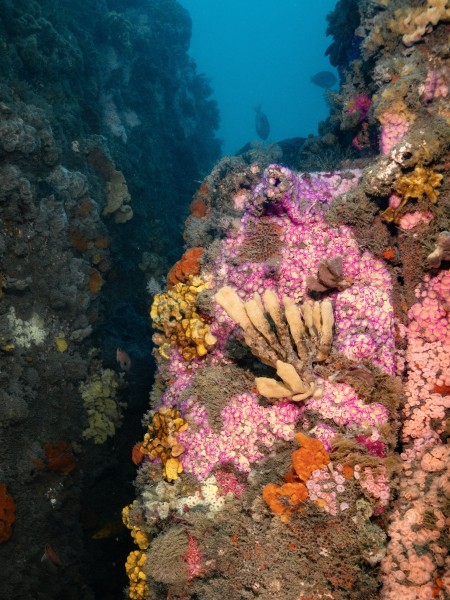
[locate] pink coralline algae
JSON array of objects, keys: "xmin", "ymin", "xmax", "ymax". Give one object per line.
[
  {"xmin": 176, "ymin": 393, "xmax": 301, "ymax": 480},
  {"xmin": 305, "ymin": 381, "xmax": 389, "ymax": 431},
  {"xmin": 388, "ymin": 193, "xmax": 403, "ymax": 209},
  {"xmin": 347, "ymin": 94, "xmax": 372, "ymax": 121},
  {"xmin": 306, "ymin": 465, "xmax": 349, "ymax": 516},
  {"xmin": 185, "ymin": 534, "xmax": 204, "ymax": 580},
  {"xmin": 379, "ymin": 113, "xmax": 411, "ymax": 155},
  {"xmin": 419, "ymin": 68, "xmax": 449, "ymax": 104},
  {"xmin": 398, "ymin": 210, "xmax": 434, "ymax": 230},
  {"xmin": 358, "ymin": 465, "xmax": 390, "ymax": 515},
  {"xmin": 151, "ymin": 165, "xmax": 397, "ymax": 486},
  {"xmin": 381, "ymin": 270, "xmax": 450, "ymax": 599}
]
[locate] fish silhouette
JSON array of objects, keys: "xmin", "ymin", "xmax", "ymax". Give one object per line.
[
  {"xmin": 310, "ymin": 70, "xmax": 337, "ymax": 89},
  {"xmin": 92, "ymin": 519, "xmax": 126, "ymax": 539},
  {"xmin": 116, "ymin": 347, "xmax": 131, "ymax": 372},
  {"xmin": 254, "ymin": 105, "xmax": 270, "ymax": 140},
  {"xmin": 41, "ymin": 544, "xmax": 63, "ymax": 571}
]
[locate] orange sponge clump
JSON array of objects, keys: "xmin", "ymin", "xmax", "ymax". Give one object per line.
[
  {"xmin": 189, "ymin": 180, "xmax": 209, "ymax": 218},
  {"xmin": 131, "ymin": 442, "xmax": 145, "ymax": 466},
  {"xmin": 44, "ymin": 441, "xmax": 76, "ymax": 475},
  {"xmin": 189, "ymin": 197, "xmax": 207, "ymax": 218},
  {"xmin": 263, "ymin": 433, "xmax": 330, "ymax": 521},
  {"xmin": 262, "ymin": 482, "xmax": 308, "ymax": 522},
  {"xmin": 291, "ymin": 432, "xmax": 330, "ymax": 481},
  {"xmin": 88, "ymin": 268, "xmax": 104, "ymax": 293},
  {"xmin": 167, "ymin": 247, "xmax": 204, "ymax": 287},
  {"xmin": 0, "ymin": 485, "xmax": 16, "ymax": 543}
]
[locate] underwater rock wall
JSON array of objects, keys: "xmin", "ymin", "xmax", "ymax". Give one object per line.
[
  {"xmin": 126, "ymin": 1, "xmax": 449, "ymax": 599},
  {"xmin": 0, "ymin": 1, "xmax": 219, "ymax": 598}
]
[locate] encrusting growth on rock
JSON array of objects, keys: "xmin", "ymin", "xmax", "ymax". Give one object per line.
[
  {"xmin": 382, "ymin": 165, "xmax": 443, "ymax": 223},
  {"xmin": 125, "ymin": 550, "xmax": 149, "ymax": 599},
  {"xmin": 305, "ymin": 256, "xmax": 353, "ymax": 293},
  {"xmin": 0, "ymin": 485, "xmax": 15, "ymax": 543},
  {"xmin": 262, "ymin": 432, "xmax": 330, "ymax": 522},
  {"xmin": 151, "ymin": 275, "xmax": 217, "ymax": 361},
  {"xmin": 139, "ymin": 406, "xmax": 188, "ymax": 482}
]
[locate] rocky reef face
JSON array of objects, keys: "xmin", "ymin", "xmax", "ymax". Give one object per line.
[
  {"xmin": 0, "ymin": 1, "xmax": 219, "ymax": 598},
  {"xmin": 126, "ymin": 1, "xmax": 450, "ymax": 599}
]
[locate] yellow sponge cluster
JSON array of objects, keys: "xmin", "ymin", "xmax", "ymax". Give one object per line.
[
  {"xmin": 79, "ymin": 367, "xmax": 125, "ymax": 444},
  {"xmin": 140, "ymin": 406, "xmax": 188, "ymax": 482},
  {"xmin": 389, "ymin": 0, "xmax": 450, "ymax": 46},
  {"xmin": 382, "ymin": 165, "xmax": 443, "ymax": 223},
  {"xmin": 150, "ymin": 275, "xmax": 217, "ymax": 361},
  {"xmin": 125, "ymin": 550, "xmax": 149, "ymax": 600},
  {"xmin": 122, "ymin": 504, "xmax": 150, "ymax": 550},
  {"xmin": 395, "ymin": 165, "xmax": 443, "ymax": 203}
]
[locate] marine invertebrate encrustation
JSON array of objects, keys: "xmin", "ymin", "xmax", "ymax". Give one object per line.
[
  {"xmin": 390, "ymin": 0, "xmax": 450, "ymax": 47},
  {"xmin": 167, "ymin": 247, "xmax": 203, "ymax": 287},
  {"xmin": 6, "ymin": 307, "xmax": 47, "ymax": 349},
  {"xmin": 139, "ymin": 406, "xmax": 187, "ymax": 482},
  {"xmin": 215, "ymin": 286, "xmax": 334, "ymax": 401},
  {"xmin": 305, "ymin": 256, "xmax": 353, "ymax": 293},
  {"xmin": 262, "ymin": 433, "xmax": 330, "ymax": 522},
  {"xmin": 381, "ymin": 270, "xmax": 450, "ymax": 598},
  {"xmin": 151, "ymin": 275, "xmax": 217, "ymax": 361},
  {"xmin": 125, "ymin": 550, "xmax": 149, "ymax": 600},
  {"xmin": 79, "ymin": 365, "xmax": 125, "ymax": 444},
  {"xmin": 382, "ymin": 164, "xmax": 443, "ymax": 223}
]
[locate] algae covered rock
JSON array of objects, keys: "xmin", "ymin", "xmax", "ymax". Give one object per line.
[{"xmin": 80, "ymin": 363, "xmax": 126, "ymax": 444}]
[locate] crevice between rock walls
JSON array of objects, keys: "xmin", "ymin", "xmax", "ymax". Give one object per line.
[{"xmin": 0, "ymin": 1, "xmax": 220, "ymax": 598}]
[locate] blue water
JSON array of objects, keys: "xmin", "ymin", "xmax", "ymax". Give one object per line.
[{"xmin": 180, "ymin": 0, "xmax": 337, "ymax": 155}]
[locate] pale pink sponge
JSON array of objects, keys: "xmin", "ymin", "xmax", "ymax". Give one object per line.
[
  {"xmin": 398, "ymin": 210, "xmax": 434, "ymax": 230},
  {"xmin": 381, "ymin": 270, "xmax": 450, "ymax": 599},
  {"xmin": 419, "ymin": 68, "xmax": 449, "ymax": 104},
  {"xmin": 379, "ymin": 112, "xmax": 411, "ymax": 155}
]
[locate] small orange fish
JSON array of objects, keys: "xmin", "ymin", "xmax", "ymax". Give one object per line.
[
  {"xmin": 41, "ymin": 544, "xmax": 63, "ymax": 568},
  {"xmin": 116, "ymin": 347, "xmax": 131, "ymax": 372},
  {"xmin": 92, "ymin": 519, "xmax": 126, "ymax": 540}
]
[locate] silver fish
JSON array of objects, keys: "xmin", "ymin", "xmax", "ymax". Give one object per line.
[
  {"xmin": 254, "ymin": 105, "xmax": 270, "ymax": 140},
  {"xmin": 311, "ymin": 70, "xmax": 337, "ymax": 89}
]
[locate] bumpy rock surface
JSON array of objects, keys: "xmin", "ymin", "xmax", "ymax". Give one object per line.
[
  {"xmin": 127, "ymin": 1, "xmax": 450, "ymax": 598},
  {"xmin": 0, "ymin": 0, "xmax": 219, "ymax": 598}
]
